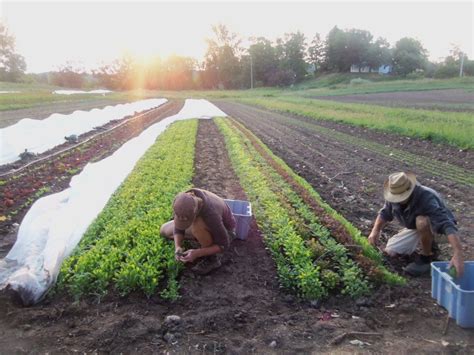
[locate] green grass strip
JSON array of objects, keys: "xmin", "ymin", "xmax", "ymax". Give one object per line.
[
  {"xmin": 234, "ymin": 103, "xmax": 473, "ymax": 187},
  {"xmin": 58, "ymin": 119, "xmax": 198, "ymax": 300},
  {"xmin": 236, "ymin": 96, "xmax": 474, "ymax": 150}
]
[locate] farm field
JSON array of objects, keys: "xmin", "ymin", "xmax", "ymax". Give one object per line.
[
  {"xmin": 0, "ymin": 99, "xmax": 133, "ymax": 129},
  {"xmin": 0, "ymin": 84, "xmax": 473, "ymax": 352},
  {"xmin": 0, "ymin": 100, "xmax": 183, "ymax": 256},
  {"xmin": 312, "ymin": 89, "xmax": 474, "ymax": 111}
]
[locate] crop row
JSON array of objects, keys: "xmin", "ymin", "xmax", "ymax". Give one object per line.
[
  {"xmin": 232, "ymin": 104, "xmax": 472, "ymax": 187},
  {"xmin": 216, "ymin": 118, "xmax": 402, "ymax": 300},
  {"xmin": 58, "ymin": 119, "xmax": 198, "ymax": 300},
  {"xmin": 226, "ymin": 118, "xmax": 404, "ymax": 285}
]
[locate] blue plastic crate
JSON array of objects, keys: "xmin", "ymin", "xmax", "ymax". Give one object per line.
[
  {"xmin": 431, "ymin": 261, "xmax": 474, "ymax": 328},
  {"xmin": 224, "ymin": 199, "xmax": 252, "ymax": 240}
]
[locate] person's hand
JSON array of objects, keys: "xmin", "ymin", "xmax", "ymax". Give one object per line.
[
  {"xmin": 449, "ymin": 252, "xmax": 464, "ymax": 277},
  {"xmin": 179, "ymin": 249, "xmax": 199, "ymax": 263},
  {"xmin": 175, "ymin": 246, "xmax": 184, "ymax": 261},
  {"xmin": 368, "ymin": 231, "xmax": 380, "ymax": 246}
]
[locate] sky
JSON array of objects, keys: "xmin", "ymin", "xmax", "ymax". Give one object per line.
[{"xmin": 1, "ymin": 0, "xmax": 473, "ymax": 73}]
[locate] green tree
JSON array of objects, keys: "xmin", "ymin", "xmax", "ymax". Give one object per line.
[
  {"xmin": 248, "ymin": 37, "xmax": 278, "ymax": 86},
  {"xmin": 93, "ymin": 53, "xmax": 136, "ymax": 90},
  {"xmin": 325, "ymin": 26, "xmax": 348, "ymax": 72},
  {"xmin": 392, "ymin": 37, "xmax": 428, "ymax": 76},
  {"xmin": 162, "ymin": 55, "xmax": 196, "ymax": 90},
  {"xmin": 307, "ymin": 33, "xmax": 325, "ymax": 74},
  {"xmin": 203, "ymin": 24, "xmax": 242, "ymax": 89},
  {"xmin": 50, "ymin": 62, "xmax": 85, "ymax": 88},
  {"xmin": 345, "ymin": 29, "xmax": 373, "ymax": 70},
  {"xmin": 367, "ymin": 37, "xmax": 392, "ymax": 71},
  {"xmin": 279, "ymin": 31, "xmax": 308, "ymax": 82},
  {"xmin": 0, "ymin": 22, "xmax": 26, "ymax": 82}
]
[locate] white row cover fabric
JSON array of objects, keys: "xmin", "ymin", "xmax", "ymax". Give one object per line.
[
  {"xmin": 0, "ymin": 99, "xmax": 227, "ymax": 305},
  {"xmin": 53, "ymin": 89, "xmax": 113, "ymax": 95},
  {"xmin": 0, "ymin": 91, "xmax": 20, "ymax": 94},
  {"xmin": 0, "ymin": 98, "xmax": 167, "ymax": 166}
]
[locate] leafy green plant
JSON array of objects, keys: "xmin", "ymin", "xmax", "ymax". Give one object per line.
[{"xmin": 59, "ymin": 119, "xmax": 197, "ymax": 300}]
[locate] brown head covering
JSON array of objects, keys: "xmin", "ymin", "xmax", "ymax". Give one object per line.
[
  {"xmin": 173, "ymin": 192, "xmax": 198, "ymax": 230},
  {"xmin": 383, "ymin": 172, "xmax": 417, "ymax": 203}
]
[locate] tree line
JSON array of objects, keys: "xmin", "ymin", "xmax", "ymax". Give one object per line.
[{"xmin": 1, "ymin": 22, "xmax": 473, "ymax": 90}]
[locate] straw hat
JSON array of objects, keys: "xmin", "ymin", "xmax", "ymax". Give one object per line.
[
  {"xmin": 383, "ymin": 172, "xmax": 417, "ymax": 203},
  {"xmin": 173, "ymin": 192, "xmax": 198, "ymax": 230}
]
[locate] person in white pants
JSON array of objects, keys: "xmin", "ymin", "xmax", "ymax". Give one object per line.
[{"xmin": 368, "ymin": 172, "xmax": 464, "ymax": 277}]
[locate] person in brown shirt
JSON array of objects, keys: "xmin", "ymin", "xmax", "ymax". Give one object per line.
[{"xmin": 160, "ymin": 188, "xmax": 236, "ymax": 275}]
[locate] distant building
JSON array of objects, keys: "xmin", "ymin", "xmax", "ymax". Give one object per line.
[
  {"xmin": 378, "ymin": 65, "xmax": 392, "ymax": 75},
  {"xmin": 350, "ymin": 64, "xmax": 392, "ymax": 75}
]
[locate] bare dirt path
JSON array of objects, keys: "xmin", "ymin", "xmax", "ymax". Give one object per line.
[
  {"xmin": 0, "ymin": 118, "xmax": 472, "ymax": 353},
  {"xmin": 0, "ymin": 98, "xmax": 132, "ymax": 128},
  {"xmin": 312, "ymin": 89, "xmax": 474, "ymax": 111}
]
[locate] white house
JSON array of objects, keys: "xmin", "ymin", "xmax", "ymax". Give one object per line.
[{"xmin": 350, "ymin": 64, "xmax": 392, "ymax": 75}]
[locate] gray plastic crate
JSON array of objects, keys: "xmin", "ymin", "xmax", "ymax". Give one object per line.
[{"xmin": 224, "ymin": 199, "xmax": 252, "ymax": 240}]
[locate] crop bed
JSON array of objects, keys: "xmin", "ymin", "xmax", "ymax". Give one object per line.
[
  {"xmin": 0, "ymin": 100, "xmax": 183, "ymax": 256},
  {"xmin": 0, "ymin": 114, "xmax": 472, "ymax": 352}
]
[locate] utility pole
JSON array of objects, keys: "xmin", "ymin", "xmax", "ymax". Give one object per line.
[
  {"xmin": 250, "ymin": 55, "xmax": 254, "ymax": 89},
  {"xmin": 459, "ymin": 52, "xmax": 465, "ymax": 77}
]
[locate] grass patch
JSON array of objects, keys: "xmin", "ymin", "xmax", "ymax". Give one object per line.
[{"xmin": 235, "ymin": 96, "xmax": 474, "ymax": 149}]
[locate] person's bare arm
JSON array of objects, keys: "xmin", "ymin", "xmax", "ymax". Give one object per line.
[
  {"xmin": 179, "ymin": 245, "xmax": 222, "ymax": 263},
  {"xmin": 173, "ymin": 233, "xmax": 185, "ymax": 260},
  {"xmin": 368, "ymin": 215, "xmax": 388, "ymax": 246},
  {"xmin": 447, "ymin": 234, "xmax": 464, "ymax": 277}
]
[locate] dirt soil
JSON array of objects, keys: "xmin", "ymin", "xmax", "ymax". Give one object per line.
[
  {"xmin": 0, "ymin": 117, "xmax": 472, "ymax": 353},
  {"xmin": 0, "ymin": 98, "xmax": 133, "ymax": 128},
  {"xmin": 313, "ymin": 89, "xmax": 474, "ymax": 111}
]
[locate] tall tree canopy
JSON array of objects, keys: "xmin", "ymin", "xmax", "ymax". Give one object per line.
[
  {"xmin": 278, "ymin": 31, "xmax": 307, "ymax": 82},
  {"xmin": 392, "ymin": 37, "xmax": 428, "ymax": 76},
  {"xmin": 0, "ymin": 22, "xmax": 26, "ymax": 82},
  {"xmin": 248, "ymin": 37, "xmax": 278, "ymax": 86},
  {"xmin": 203, "ymin": 24, "xmax": 242, "ymax": 89}
]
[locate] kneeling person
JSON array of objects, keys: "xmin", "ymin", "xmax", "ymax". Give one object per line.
[
  {"xmin": 368, "ymin": 172, "xmax": 464, "ymax": 277},
  {"xmin": 160, "ymin": 188, "xmax": 236, "ymax": 275}
]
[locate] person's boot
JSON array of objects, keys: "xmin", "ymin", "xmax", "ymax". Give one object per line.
[
  {"xmin": 191, "ymin": 255, "xmax": 222, "ymax": 275},
  {"xmin": 403, "ymin": 253, "xmax": 432, "ymax": 276},
  {"xmin": 431, "ymin": 241, "xmax": 440, "ymax": 260}
]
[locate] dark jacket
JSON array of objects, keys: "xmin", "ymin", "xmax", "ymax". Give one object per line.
[{"xmin": 379, "ymin": 184, "xmax": 457, "ymax": 235}]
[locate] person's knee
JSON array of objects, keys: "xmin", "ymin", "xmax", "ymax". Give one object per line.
[
  {"xmin": 416, "ymin": 216, "xmax": 431, "ymax": 232},
  {"xmin": 160, "ymin": 221, "xmax": 174, "ymax": 239}
]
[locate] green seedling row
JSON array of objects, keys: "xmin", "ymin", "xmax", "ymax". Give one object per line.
[
  {"xmin": 228, "ymin": 120, "xmax": 372, "ymax": 296},
  {"xmin": 216, "ymin": 118, "xmax": 328, "ymax": 299},
  {"xmin": 226, "ymin": 118, "xmax": 405, "ymax": 286},
  {"xmin": 58, "ymin": 119, "xmax": 198, "ymax": 300},
  {"xmin": 218, "ymin": 118, "xmax": 382, "ymax": 299}
]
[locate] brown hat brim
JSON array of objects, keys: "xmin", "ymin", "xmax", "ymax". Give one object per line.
[{"xmin": 383, "ymin": 172, "xmax": 417, "ymax": 203}]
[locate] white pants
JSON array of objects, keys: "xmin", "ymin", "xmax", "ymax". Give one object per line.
[{"xmin": 385, "ymin": 229, "xmax": 420, "ymax": 256}]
